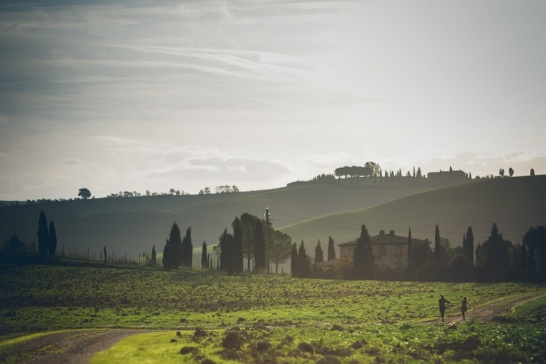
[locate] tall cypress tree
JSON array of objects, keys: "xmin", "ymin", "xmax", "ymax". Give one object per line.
[
  {"xmin": 482, "ymin": 223, "xmax": 510, "ymax": 281},
  {"xmin": 151, "ymin": 245, "xmax": 157, "ymax": 266},
  {"xmin": 314, "ymin": 240, "xmax": 324, "ymax": 263},
  {"xmin": 163, "ymin": 222, "xmax": 182, "ymax": 269},
  {"xmin": 407, "ymin": 227, "xmax": 413, "ymax": 267},
  {"xmin": 434, "ymin": 225, "xmax": 445, "ymax": 262},
  {"xmin": 327, "ymin": 236, "xmax": 336, "ymax": 261},
  {"xmin": 48, "ymin": 221, "xmax": 57, "ymax": 256},
  {"xmin": 37, "ymin": 210, "xmax": 49, "ymax": 256},
  {"xmin": 219, "ymin": 229, "xmax": 228, "ymax": 271},
  {"xmin": 353, "ymin": 224, "xmax": 373, "ymax": 279},
  {"xmin": 254, "ymin": 220, "xmax": 265, "ymax": 272},
  {"xmin": 232, "ymin": 217, "xmax": 244, "ymax": 274},
  {"xmin": 297, "ymin": 240, "xmax": 310, "ymax": 278},
  {"xmin": 291, "ymin": 242, "xmax": 298, "ymax": 277},
  {"xmin": 181, "ymin": 227, "xmax": 193, "ymax": 268},
  {"xmin": 464, "ymin": 226, "xmax": 474, "ymax": 266},
  {"xmin": 201, "ymin": 241, "xmax": 208, "ymax": 269}
]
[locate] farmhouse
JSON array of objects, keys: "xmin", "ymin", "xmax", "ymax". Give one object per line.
[
  {"xmin": 338, "ymin": 230, "xmax": 425, "ymax": 268},
  {"xmin": 427, "ymin": 169, "xmax": 468, "ymax": 180}
]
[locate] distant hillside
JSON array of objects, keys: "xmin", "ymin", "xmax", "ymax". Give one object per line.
[
  {"xmin": 281, "ymin": 176, "xmax": 546, "ymax": 250},
  {"xmin": 0, "ymin": 182, "xmax": 437, "ymax": 260}
]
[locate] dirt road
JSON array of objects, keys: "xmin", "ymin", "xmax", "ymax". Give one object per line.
[{"xmin": 0, "ymin": 330, "xmax": 139, "ymax": 364}]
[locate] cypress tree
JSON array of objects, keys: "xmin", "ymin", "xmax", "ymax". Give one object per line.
[
  {"xmin": 219, "ymin": 229, "xmax": 234, "ymax": 274},
  {"xmin": 327, "ymin": 236, "xmax": 336, "ymax": 261},
  {"xmin": 464, "ymin": 226, "xmax": 474, "ymax": 266},
  {"xmin": 163, "ymin": 222, "xmax": 182, "ymax": 269},
  {"xmin": 232, "ymin": 217, "xmax": 244, "ymax": 274},
  {"xmin": 37, "ymin": 210, "xmax": 49, "ymax": 256},
  {"xmin": 181, "ymin": 227, "xmax": 193, "ymax": 268},
  {"xmin": 201, "ymin": 241, "xmax": 208, "ymax": 269},
  {"xmin": 291, "ymin": 242, "xmax": 298, "ymax": 277},
  {"xmin": 407, "ymin": 227, "xmax": 413, "ymax": 267},
  {"xmin": 434, "ymin": 225, "xmax": 445, "ymax": 262},
  {"xmin": 151, "ymin": 245, "xmax": 157, "ymax": 266},
  {"xmin": 297, "ymin": 240, "xmax": 310, "ymax": 278},
  {"xmin": 353, "ymin": 224, "xmax": 373, "ymax": 279},
  {"xmin": 254, "ymin": 220, "xmax": 265, "ymax": 272},
  {"xmin": 314, "ymin": 240, "xmax": 324, "ymax": 263},
  {"xmin": 48, "ymin": 221, "xmax": 57, "ymax": 256}
]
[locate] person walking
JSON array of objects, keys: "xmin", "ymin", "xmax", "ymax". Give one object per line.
[
  {"xmin": 461, "ymin": 296, "xmax": 471, "ymax": 321},
  {"xmin": 439, "ymin": 294, "xmax": 451, "ymax": 322}
]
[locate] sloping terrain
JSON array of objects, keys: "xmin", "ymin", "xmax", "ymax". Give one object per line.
[
  {"xmin": 281, "ymin": 176, "xmax": 546, "ymax": 248},
  {"xmin": 0, "ymin": 182, "xmax": 436, "ymax": 259},
  {"xmin": 1, "ymin": 176, "xmax": 544, "ymax": 260}
]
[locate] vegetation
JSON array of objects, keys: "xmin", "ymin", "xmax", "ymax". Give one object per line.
[{"xmin": 1, "ymin": 264, "xmax": 546, "ymax": 363}]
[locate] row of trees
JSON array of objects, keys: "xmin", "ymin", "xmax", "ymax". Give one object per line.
[{"xmin": 307, "ymin": 222, "xmax": 546, "ymax": 283}]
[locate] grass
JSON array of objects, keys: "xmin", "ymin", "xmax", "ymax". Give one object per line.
[{"xmin": 1, "ymin": 264, "xmax": 546, "ymax": 362}]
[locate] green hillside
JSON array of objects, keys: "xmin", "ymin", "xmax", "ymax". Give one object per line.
[
  {"xmin": 281, "ymin": 176, "xmax": 546, "ymax": 249},
  {"xmin": 0, "ymin": 182, "xmax": 436, "ymax": 260},
  {"xmin": 1, "ymin": 176, "xmax": 544, "ymax": 262}
]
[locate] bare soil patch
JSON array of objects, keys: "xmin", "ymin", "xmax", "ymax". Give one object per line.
[{"xmin": 1, "ymin": 329, "xmax": 140, "ymax": 364}]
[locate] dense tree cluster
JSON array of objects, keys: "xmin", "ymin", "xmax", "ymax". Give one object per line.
[
  {"xmin": 310, "ymin": 223, "xmax": 546, "ymax": 283},
  {"xmin": 162, "ymin": 222, "xmax": 193, "ymax": 270}
]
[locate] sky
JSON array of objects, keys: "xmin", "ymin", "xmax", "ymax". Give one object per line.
[{"xmin": 1, "ymin": 0, "xmax": 545, "ymax": 200}]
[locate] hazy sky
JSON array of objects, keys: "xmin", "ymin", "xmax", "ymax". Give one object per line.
[{"xmin": 1, "ymin": 0, "xmax": 545, "ymax": 200}]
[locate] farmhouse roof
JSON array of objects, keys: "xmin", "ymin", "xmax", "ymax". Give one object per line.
[{"xmin": 338, "ymin": 230, "xmax": 425, "ymax": 247}]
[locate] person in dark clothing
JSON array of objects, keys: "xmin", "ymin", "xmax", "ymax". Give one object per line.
[
  {"xmin": 439, "ymin": 294, "xmax": 451, "ymax": 322},
  {"xmin": 461, "ymin": 296, "xmax": 471, "ymax": 321}
]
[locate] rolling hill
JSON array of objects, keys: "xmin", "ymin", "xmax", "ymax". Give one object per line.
[
  {"xmin": 1, "ymin": 176, "xmax": 544, "ymax": 263},
  {"xmin": 282, "ymin": 175, "xmax": 546, "ymax": 248}
]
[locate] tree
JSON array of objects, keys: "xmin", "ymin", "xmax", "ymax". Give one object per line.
[
  {"xmin": 297, "ymin": 240, "xmax": 310, "ymax": 278},
  {"xmin": 254, "ymin": 220, "xmax": 266, "ymax": 273},
  {"xmin": 479, "ymin": 223, "xmax": 511, "ymax": 282},
  {"xmin": 314, "ymin": 240, "xmax": 324, "ymax": 263},
  {"xmin": 232, "ymin": 217, "xmax": 244, "ymax": 273},
  {"xmin": 163, "ymin": 222, "xmax": 182, "ymax": 269},
  {"xmin": 508, "ymin": 167, "xmax": 514, "ymax": 177},
  {"xmin": 151, "ymin": 245, "xmax": 157, "ymax": 266},
  {"xmin": 523, "ymin": 226, "xmax": 546, "ymax": 279},
  {"xmin": 327, "ymin": 236, "xmax": 336, "ymax": 261},
  {"xmin": 530, "ymin": 168, "xmax": 535, "ymax": 176},
  {"xmin": 6, "ymin": 235, "xmax": 22, "ymax": 251},
  {"xmin": 219, "ymin": 229, "xmax": 235, "ymax": 274},
  {"xmin": 407, "ymin": 227, "xmax": 413, "ymax": 268},
  {"xmin": 78, "ymin": 188, "xmax": 92, "ymax": 199},
  {"xmin": 48, "ymin": 221, "xmax": 57, "ymax": 256},
  {"xmin": 181, "ymin": 227, "xmax": 193, "ymax": 268},
  {"xmin": 240, "ymin": 213, "xmax": 259, "ymax": 272},
  {"xmin": 291, "ymin": 242, "xmax": 298, "ymax": 277},
  {"xmin": 269, "ymin": 230, "xmax": 292, "ymax": 274},
  {"xmin": 499, "ymin": 168, "xmax": 505, "ymax": 177},
  {"xmin": 463, "ymin": 226, "xmax": 474, "ymax": 266},
  {"xmin": 433, "ymin": 225, "xmax": 447, "ymax": 262},
  {"xmin": 353, "ymin": 224, "xmax": 373, "ymax": 280},
  {"xmin": 37, "ymin": 210, "xmax": 49, "ymax": 256},
  {"xmin": 201, "ymin": 241, "xmax": 208, "ymax": 269}
]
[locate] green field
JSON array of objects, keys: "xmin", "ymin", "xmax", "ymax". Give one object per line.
[{"xmin": 1, "ymin": 264, "xmax": 546, "ymax": 363}]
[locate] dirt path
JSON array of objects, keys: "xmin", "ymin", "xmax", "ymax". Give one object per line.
[
  {"xmin": 444, "ymin": 293, "xmax": 545, "ymax": 324},
  {"xmin": 0, "ymin": 329, "xmax": 141, "ymax": 364}
]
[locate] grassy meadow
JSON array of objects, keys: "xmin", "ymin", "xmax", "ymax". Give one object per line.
[{"xmin": 1, "ymin": 263, "xmax": 546, "ymax": 363}]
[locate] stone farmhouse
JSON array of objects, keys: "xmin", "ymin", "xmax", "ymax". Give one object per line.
[{"xmin": 337, "ymin": 230, "xmax": 425, "ymax": 268}]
